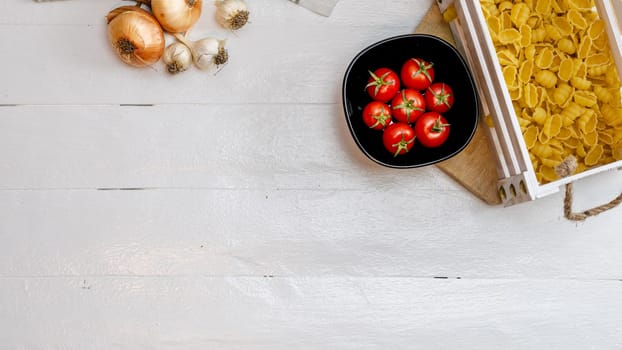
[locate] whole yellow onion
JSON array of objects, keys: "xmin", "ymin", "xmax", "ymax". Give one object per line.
[
  {"xmin": 151, "ymin": 0, "xmax": 202, "ymax": 34},
  {"xmin": 107, "ymin": 6, "xmax": 165, "ymax": 67}
]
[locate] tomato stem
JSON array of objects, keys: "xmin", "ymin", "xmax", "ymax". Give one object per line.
[
  {"xmin": 411, "ymin": 58, "xmax": 434, "ymax": 84},
  {"xmin": 392, "ymin": 90, "xmax": 423, "ymax": 123},
  {"xmin": 391, "ymin": 132, "xmax": 415, "ymax": 157},
  {"xmin": 428, "ymin": 83, "xmax": 452, "ymax": 109},
  {"xmin": 365, "ymin": 70, "xmax": 395, "ymax": 97},
  {"xmin": 370, "ymin": 109, "xmax": 391, "ymax": 129},
  {"xmin": 431, "ymin": 116, "xmax": 450, "ymax": 133}
]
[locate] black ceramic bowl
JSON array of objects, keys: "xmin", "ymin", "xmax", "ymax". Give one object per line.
[{"xmin": 342, "ymin": 34, "xmax": 479, "ymax": 168}]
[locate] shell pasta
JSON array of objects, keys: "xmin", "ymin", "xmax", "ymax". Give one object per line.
[{"xmin": 479, "ymin": 0, "xmax": 622, "ymax": 183}]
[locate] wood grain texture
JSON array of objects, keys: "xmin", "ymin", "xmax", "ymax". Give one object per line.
[
  {"xmin": 1, "ymin": 277, "xmax": 622, "ymax": 350},
  {"xmin": 1, "ymin": 187, "xmax": 621, "ymax": 279},
  {"xmin": 416, "ymin": 4, "xmax": 502, "ymax": 205},
  {"xmin": 1, "ymin": 0, "xmax": 622, "ymax": 348},
  {"xmin": 0, "ymin": 105, "xmax": 452, "ymax": 189}
]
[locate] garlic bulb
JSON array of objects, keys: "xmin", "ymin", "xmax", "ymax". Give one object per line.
[
  {"xmin": 151, "ymin": 0, "xmax": 202, "ymax": 33},
  {"xmin": 162, "ymin": 42, "xmax": 193, "ymax": 74},
  {"xmin": 175, "ymin": 34, "xmax": 229, "ymax": 71},
  {"xmin": 107, "ymin": 6, "xmax": 165, "ymax": 67},
  {"xmin": 215, "ymin": 0, "xmax": 249, "ymax": 31}
]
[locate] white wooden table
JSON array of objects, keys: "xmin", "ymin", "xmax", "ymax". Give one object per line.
[{"xmin": 1, "ymin": 0, "xmax": 622, "ymax": 348}]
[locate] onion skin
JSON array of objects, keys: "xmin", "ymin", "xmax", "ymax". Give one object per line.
[
  {"xmin": 106, "ymin": 6, "xmax": 143, "ymax": 24},
  {"xmin": 151, "ymin": 0, "xmax": 202, "ymax": 33},
  {"xmin": 107, "ymin": 7, "xmax": 165, "ymax": 67}
]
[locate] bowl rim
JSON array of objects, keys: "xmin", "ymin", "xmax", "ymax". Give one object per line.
[{"xmin": 341, "ymin": 33, "xmax": 480, "ymax": 169}]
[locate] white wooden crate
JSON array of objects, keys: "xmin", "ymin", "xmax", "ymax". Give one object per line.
[{"xmin": 438, "ymin": 0, "xmax": 622, "ymax": 206}]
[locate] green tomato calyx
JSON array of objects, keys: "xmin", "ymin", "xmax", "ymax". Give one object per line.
[
  {"xmin": 431, "ymin": 116, "xmax": 450, "ymax": 133},
  {"xmin": 429, "ymin": 84, "xmax": 452, "ymax": 108},
  {"xmin": 393, "ymin": 90, "xmax": 424, "ymax": 123},
  {"xmin": 392, "ymin": 132, "xmax": 415, "ymax": 157},
  {"xmin": 411, "ymin": 58, "xmax": 434, "ymax": 83},
  {"xmin": 365, "ymin": 70, "xmax": 395, "ymax": 97},
  {"xmin": 370, "ymin": 108, "xmax": 391, "ymax": 129}
]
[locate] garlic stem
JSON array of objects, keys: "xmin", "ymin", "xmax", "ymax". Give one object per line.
[{"xmin": 173, "ymin": 33, "xmax": 192, "ymax": 50}]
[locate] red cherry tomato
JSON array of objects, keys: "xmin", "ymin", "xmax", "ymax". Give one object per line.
[
  {"xmin": 382, "ymin": 122, "xmax": 415, "ymax": 157},
  {"xmin": 400, "ymin": 58, "xmax": 435, "ymax": 91},
  {"xmin": 414, "ymin": 112, "xmax": 451, "ymax": 148},
  {"xmin": 365, "ymin": 68, "xmax": 400, "ymax": 102},
  {"xmin": 391, "ymin": 89, "xmax": 426, "ymax": 124},
  {"xmin": 425, "ymin": 82, "xmax": 454, "ymax": 113},
  {"xmin": 362, "ymin": 101, "xmax": 392, "ymax": 130}
]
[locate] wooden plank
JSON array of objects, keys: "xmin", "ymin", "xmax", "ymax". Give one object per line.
[
  {"xmin": 0, "ymin": 104, "xmax": 454, "ymax": 190},
  {"xmin": 0, "ymin": 103, "xmax": 618, "ymax": 200},
  {"xmin": 2, "ymin": 105, "xmax": 618, "ymax": 201},
  {"xmin": 1, "ymin": 276, "xmax": 621, "ymax": 349},
  {"xmin": 1, "ymin": 187, "xmax": 621, "ymax": 278}
]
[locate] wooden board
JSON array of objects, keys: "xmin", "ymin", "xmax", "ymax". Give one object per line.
[{"xmin": 419, "ymin": 4, "xmax": 502, "ymax": 205}]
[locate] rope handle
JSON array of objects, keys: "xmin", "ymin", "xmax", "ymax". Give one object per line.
[{"xmin": 556, "ymin": 156, "xmax": 622, "ymax": 221}]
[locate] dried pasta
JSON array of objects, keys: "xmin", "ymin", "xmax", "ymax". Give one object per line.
[{"xmin": 480, "ymin": 0, "xmax": 622, "ymax": 183}]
